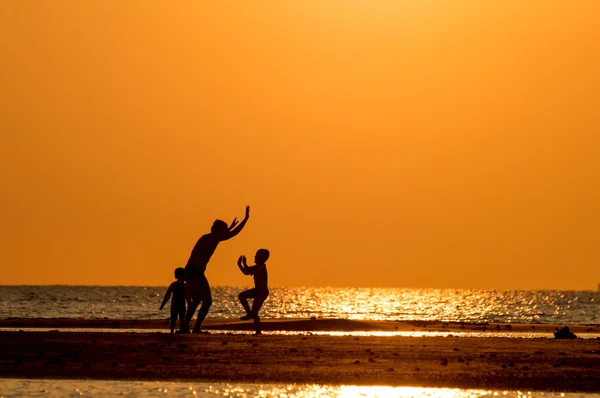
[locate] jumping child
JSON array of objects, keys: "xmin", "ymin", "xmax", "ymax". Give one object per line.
[
  {"xmin": 159, "ymin": 267, "xmax": 191, "ymax": 333},
  {"xmin": 237, "ymin": 249, "xmax": 270, "ymax": 334}
]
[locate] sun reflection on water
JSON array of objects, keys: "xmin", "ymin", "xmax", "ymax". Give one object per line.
[
  {"xmin": 2, "ymin": 379, "xmax": 599, "ymax": 398},
  {"xmin": 262, "ymin": 288, "xmax": 600, "ymax": 324},
  {"xmin": 2, "ymin": 286, "xmax": 598, "ymax": 325}
]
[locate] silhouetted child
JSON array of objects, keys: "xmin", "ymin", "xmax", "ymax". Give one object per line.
[
  {"xmin": 160, "ymin": 267, "xmax": 191, "ymax": 333},
  {"xmin": 237, "ymin": 249, "xmax": 270, "ymax": 334}
]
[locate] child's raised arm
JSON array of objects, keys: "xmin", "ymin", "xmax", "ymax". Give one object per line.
[
  {"xmin": 237, "ymin": 255, "xmax": 265, "ymax": 275},
  {"xmin": 159, "ymin": 283, "xmax": 174, "ymax": 310},
  {"xmin": 237, "ymin": 255, "xmax": 251, "ymax": 275}
]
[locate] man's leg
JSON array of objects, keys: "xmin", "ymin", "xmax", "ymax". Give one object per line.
[
  {"xmin": 170, "ymin": 309, "xmax": 177, "ymax": 333},
  {"xmin": 183, "ymin": 297, "xmax": 200, "ymax": 332},
  {"xmin": 238, "ymin": 288, "xmax": 256, "ymax": 320},
  {"xmin": 192, "ymin": 275, "xmax": 212, "ymax": 332},
  {"xmin": 183, "ymin": 277, "xmax": 202, "ymax": 332},
  {"xmin": 178, "ymin": 308, "xmax": 186, "ymax": 332}
]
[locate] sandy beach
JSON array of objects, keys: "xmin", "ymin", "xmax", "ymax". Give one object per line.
[{"xmin": 1, "ymin": 319, "xmax": 599, "ymax": 392}]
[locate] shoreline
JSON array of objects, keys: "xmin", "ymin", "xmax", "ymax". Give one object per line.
[{"xmin": 2, "ymin": 317, "xmax": 599, "ymax": 335}]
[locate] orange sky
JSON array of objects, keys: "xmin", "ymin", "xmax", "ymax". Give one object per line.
[{"xmin": 1, "ymin": 2, "xmax": 598, "ymax": 289}]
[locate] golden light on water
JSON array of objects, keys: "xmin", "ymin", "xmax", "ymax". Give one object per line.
[
  {"xmin": 2, "ymin": 286, "xmax": 597, "ymax": 325},
  {"xmin": 264, "ymin": 288, "xmax": 598, "ymax": 324},
  {"xmin": 0, "ymin": 379, "xmax": 584, "ymax": 397}
]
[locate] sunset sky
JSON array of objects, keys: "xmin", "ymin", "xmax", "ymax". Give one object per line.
[{"xmin": 1, "ymin": 2, "xmax": 598, "ymax": 289}]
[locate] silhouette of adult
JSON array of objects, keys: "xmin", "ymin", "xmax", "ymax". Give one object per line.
[{"xmin": 183, "ymin": 206, "xmax": 250, "ymax": 333}]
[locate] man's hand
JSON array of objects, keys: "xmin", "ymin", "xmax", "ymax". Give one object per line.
[
  {"xmin": 242, "ymin": 255, "xmax": 247, "ymax": 267},
  {"xmin": 237, "ymin": 255, "xmax": 244, "ymax": 267},
  {"xmin": 222, "ymin": 206, "xmax": 250, "ymax": 241}
]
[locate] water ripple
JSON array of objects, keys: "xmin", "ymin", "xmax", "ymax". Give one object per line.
[{"xmin": 0, "ymin": 286, "xmax": 598, "ymax": 325}]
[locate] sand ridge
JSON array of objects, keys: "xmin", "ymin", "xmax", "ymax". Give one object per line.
[
  {"xmin": 1, "ymin": 317, "xmax": 599, "ymax": 335},
  {"xmin": 1, "ymin": 328, "xmax": 599, "ymax": 391}
]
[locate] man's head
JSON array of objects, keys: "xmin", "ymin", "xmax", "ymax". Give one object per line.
[
  {"xmin": 211, "ymin": 219, "xmax": 229, "ymax": 238},
  {"xmin": 174, "ymin": 267, "xmax": 186, "ymax": 281},
  {"xmin": 254, "ymin": 248, "xmax": 270, "ymax": 264}
]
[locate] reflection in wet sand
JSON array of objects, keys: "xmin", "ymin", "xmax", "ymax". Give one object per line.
[{"xmin": 2, "ymin": 379, "xmax": 598, "ymax": 398}]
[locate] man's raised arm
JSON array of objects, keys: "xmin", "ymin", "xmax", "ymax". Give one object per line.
[{"xmin": 223, "ymin": 206, "xmax": 250, "ymax": 241}]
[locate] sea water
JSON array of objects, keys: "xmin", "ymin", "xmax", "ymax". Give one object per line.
[
  {"xmin": 1, "ymin": 379, "xmax": 599, "ymax": 398},
  {"xmin": 0, "ymin": 286, "xmax": 598, "ymax": 325}
]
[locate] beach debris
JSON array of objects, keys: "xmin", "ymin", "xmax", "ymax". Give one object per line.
[{"xmin": 554, "ymin": 326, "xmax": 577, "ymax": 339}]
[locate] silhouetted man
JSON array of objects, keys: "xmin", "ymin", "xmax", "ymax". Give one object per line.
[{"xmin": 182, "ymin": 205, "xmax": 250, "ymax": 333}]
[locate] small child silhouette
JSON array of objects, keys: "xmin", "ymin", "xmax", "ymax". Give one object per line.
[
  {"xmin": 237, "ymin": 249, "xmax": 270, "ymax": 334},
  {"xmin": 160, "ymin": 267, "xmax": 191, "ymax": 333}
]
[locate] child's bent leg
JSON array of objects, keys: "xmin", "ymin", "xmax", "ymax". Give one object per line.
[
  {"xmin": 238, "ymin": 288, "xmax": 256, "ymax": 320},
  {"xmin": 251, "ymin": 293, "xmax": 268, "ymax": 334}
]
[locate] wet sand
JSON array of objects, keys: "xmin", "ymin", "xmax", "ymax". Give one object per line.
[
  {"xmin": 2, "ymin": 317, "xmax": 600, "ymax": 334},
  {"xmin": 1, "ymin": 319, "xmax": 599, "ymax": 391}
]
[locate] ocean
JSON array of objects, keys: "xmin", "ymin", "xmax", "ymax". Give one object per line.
[{"xmin": 1, "ymin": 286, "xmax": 598, "ymax": 325}]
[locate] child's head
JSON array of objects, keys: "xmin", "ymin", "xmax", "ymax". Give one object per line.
[
  {"xmin": 254, "ymin": 248, "xmax": 270, "ymax": 264},
  {"xmin": 211, "ymin": 219, "xmax": 229, "ymax": 238},
  {"xmin": 174, "ymin": 267, "xmax": 186, "ymax": 281}
]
